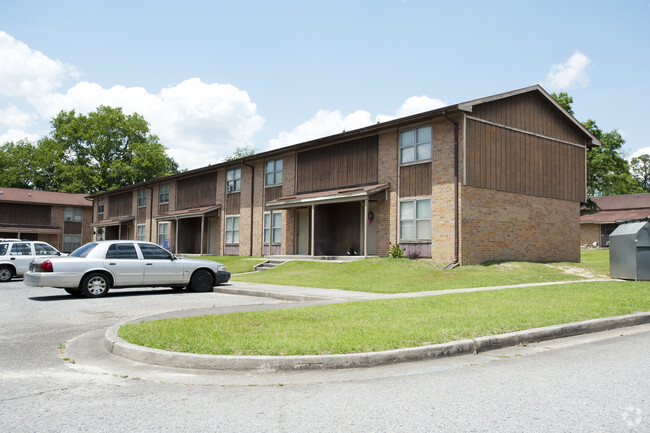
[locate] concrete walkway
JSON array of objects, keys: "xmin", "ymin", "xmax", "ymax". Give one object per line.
[{"xmin": 100, "ymin": 278, "xmax": 650, "ymax": 372}]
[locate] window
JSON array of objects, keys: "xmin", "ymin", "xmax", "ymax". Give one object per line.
[
  {"xmin": 264, "ymin": 212, "xmax": 282, "ymax": 244},
  {"xmin": 159, "ymin": 184, "xmax": 169, "ymax": 204},
  {"xmin": 400, "ymin": 125, "xmax": 432, "ymax": 164},
  {"xmin": 265, "ymin": 159, "xmax": 283, "ymax": 186},
  {"xmin": 35, "ymin": 243, "xmax": 59, "ymax": 255},
  {"xmin": 158, "ymin": 222, "xmax": 170, "ymax": 249},
  {"xmin": 137, "ymin": 224, "xmax": 146, "ymax": 241},
  {"xmin": 97, "ymin": 199, "xmax": 104, "ymax": 214},
  {"xmin": 139, "ymin": 243, "xmax": 172, "ymax": 260},
  {"xmin": 138, "ymin": 189, "xmax": 147, "ymax": 207},
  {"xmin": 400, "ymin": 199, "xmax": 432, "ymax": 241},
  {"xmin": 225, "ymin": 216, "xmax": 240, "ymax": 244},
  {"xmin": 226, "ymin": 168, "xmax": 241, "ymax": 192},
  {"xmin": 10, "ymin": 243, "xmax": 32, "ymax": 256},
  {"xmin": 106, "ymin": 243, "xmax": 138, "ymax": 259},
  {"xmin": 63, "ymin": 234, "xmax": 82, "ymax": 252},
  {"xmin": 64, "ymin": 207, "xmax": 83, "ymax": 222}
]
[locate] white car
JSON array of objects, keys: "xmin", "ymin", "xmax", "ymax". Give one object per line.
[
  {"xmin": 0, "ymin": 240, "xmax": 65, "ymax": 282},
  {"xmin": 24, "ymin": 240, "xmax": 230, "ymax": 297}
]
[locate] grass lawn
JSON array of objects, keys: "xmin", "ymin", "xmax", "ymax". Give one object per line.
[
  {"xmin": 194, "ymin": 256, "xmax": 265, "ymax": 274},
  {"xmin": 119, "ymin": 280, "xmax": 650, "ymax": 356},
  {"xmin": 231, "ymin": 249, "xmax": 611, "ymax": 294}
]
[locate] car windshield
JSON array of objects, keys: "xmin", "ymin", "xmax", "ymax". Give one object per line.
[{"xmin": 69, "ymin": 242, "xmax": 98, "ymax": 258}]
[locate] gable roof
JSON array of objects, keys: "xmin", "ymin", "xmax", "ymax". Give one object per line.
[
  {"xmin": 0, "ymin": 187, "xmax": 90, "ymax": 207},
  {"xmin": 581, "ymin": 194, "xmax": 650, "ymax": 224}
]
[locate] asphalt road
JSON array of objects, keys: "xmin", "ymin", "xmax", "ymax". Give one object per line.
[{"xmin": 1, "ymin": 280, "xmax": 649, "ymax": 432}]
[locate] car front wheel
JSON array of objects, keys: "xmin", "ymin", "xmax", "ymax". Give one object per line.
[
  {"xmin": 189, "ymin": 269, "xmax": 214, "ymax": 292},
  {"xmin": 80, "ymin": 272, "xmax": 111, "ymax": 298},
  {"xmin": 0, "ymin": 266, "xmax": 13, "ymax": 283}
]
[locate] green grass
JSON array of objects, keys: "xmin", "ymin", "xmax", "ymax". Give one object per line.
[
  {"xmin": 119, "ymin": 280, "xmax": 649, "ymax": 356},
  {"xmin": 231, "ymin": 250, "xmax": 610, "ymax": 294},
  {"xmin": 194, "ymin": 256, "xmax": 265, "ymax": 274}
]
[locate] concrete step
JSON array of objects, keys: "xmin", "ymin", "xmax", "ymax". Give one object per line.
[{"xmin": 253, "ymin": 260, "xmax": 286, "ymax": 272}]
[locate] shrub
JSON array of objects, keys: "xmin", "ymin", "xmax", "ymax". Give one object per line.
[
  {"xmin": 406, "ymin": 250, "xmax": 420, "ymax": 260},
  {"xmin": 388, "ymin": 243, "xmax": 404, "ymax": 259}
]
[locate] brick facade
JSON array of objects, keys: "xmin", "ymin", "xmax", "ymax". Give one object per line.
[{"xmin": 580, "ymin": 223, "xmax": 601, "ymax": 247}]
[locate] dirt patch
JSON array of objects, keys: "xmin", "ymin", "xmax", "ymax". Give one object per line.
[{"xmin": 544, "ymin": 264, "xmax": 606, "ymax": 279}]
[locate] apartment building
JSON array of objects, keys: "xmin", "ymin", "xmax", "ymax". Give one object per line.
[
  {"xmin": 0, "ymin": 187, "xmax": 93, "ymax": 252},
  {"xmin": 88, "ymin": 85, "xmax": 600, "ymax": 265}
]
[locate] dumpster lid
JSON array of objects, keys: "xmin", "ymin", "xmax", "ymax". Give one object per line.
[{"xmin": 610, "ymin": 221, "xmax": 650, "ymax": 237}]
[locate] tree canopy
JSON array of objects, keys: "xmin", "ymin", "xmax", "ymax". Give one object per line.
[
  {"xmin": 630, "ymin": 154, "xmax": 650, "ymax": 192},
  {"xmin": 0, "ymin": 106, "xmax": 179, "ymax": 194},
  {"xmin": 550, "ymin": 93, "xmax": 640, "ymax": 197}
]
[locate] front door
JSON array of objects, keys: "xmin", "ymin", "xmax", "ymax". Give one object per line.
[
  {"xmin": 296, "ymin": 208, "xmax": 309, "ymax": 255},
  {"xmin": 103, "ymin": 243, "xmax": 145, "ymax": 287}
]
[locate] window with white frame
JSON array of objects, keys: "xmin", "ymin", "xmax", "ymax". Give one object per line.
[
  {"xmin": 64, "ymin": 207, "xmax": 83, "ymax": 222},
  {"xmin": 138, "ymin": 189, "xmax": 147, "ymax": 207},
  {"xmin": 265, "ymin": 159, "xmax": 283, "ymax": 186},
  {"xmin": 97, "ymin": 199, "xmax": 104, "ymax": 214},
  {"xmin": 263, "ymin": 212, "xmax": 282, "ymax": 244},
  {"xmin": 137, "ymin": 224, "xmax": 146, "ymax": 241},
  {"xmin": 400, "ymin": 199, "xmax": 432, "ymax": 241},
  {"xmin": 400, "ymin": 125, "xmax": 432, "ymax": 164},
  {"xmin": 159, "ymin": 184, "xmax": 169, "ymax": 204},
  {"xmin": 63, "ymin": 234, "xmax": 82, "ymax": 252},
  {"xmin": 226, "ymin": 168, "xmax": 241, "ymax": 193},
  {"xmin": 158, "ymin": 222, "xmax": 170, "ymax": 249},
  {"xmin": 225, "ymin": 216, "xmax": 240, "ymax": 244}
]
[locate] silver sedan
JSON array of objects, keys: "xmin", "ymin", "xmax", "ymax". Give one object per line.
[{"xmin": 24, "ymin": 240, "xmax": 230, "ymax": 297}]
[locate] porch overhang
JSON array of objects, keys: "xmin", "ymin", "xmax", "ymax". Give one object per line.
[
  {"xmin": 267, "ymin": 183, "xmax": 390, "ymax": 210},
  {"xmin": 91, "ymin": 216, "xmax": 134, "ymax": 227},
  {"xmin": 155, "ymin": 205, "xmax": 221, "ymax": 221},
  {"xmin": 580, "ymin": 209, "xmax": 650, "ymax": 225},
  {"xmin": 0, "ymin": 224, "xmax": 61, "ymax": 234}
]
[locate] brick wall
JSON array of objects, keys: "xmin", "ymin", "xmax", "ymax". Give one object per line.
[
  {"xmin": 459, "ymin": 185, "xmax": 580, "ymax": 264},
  {"xmin": 281, "ymin": 152, "xmax": 297, "ymax": 255},
  {"xmin": 377, "ymin": 130, "xmax": 399, "ymax": 255},
  {"xmin": 580, "ymin": 223, "xmax": 601, "ymax": 247}
]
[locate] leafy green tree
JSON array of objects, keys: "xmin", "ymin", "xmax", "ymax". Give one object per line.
[
  {"xmin": 630, "ymin": 154, "xmax": 650, "ymax": 192},
  {"xmin": 0, "ymin": 140, "xmax": 40, "ymax": 189},
  {"xmin": 550, "ymin": 92, "xmax": 575, "ymax": 116},
  {"xmin": 225, "ymin": 144, "xmax": 256, "ymax": 161},
  {"xmin": 550, "ymin": 93, "xmax": 639, "ymax": 197},
  {"xmin": 0, "ymin": 106, "xmax": 179, "ymax": 194}
]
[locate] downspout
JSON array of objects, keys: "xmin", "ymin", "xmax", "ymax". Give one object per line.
[
  {"xmin": 443, "ymin": 111, "xmax": 460, "ymax": 269},
  {"xmin": 85, "ymin": 197, "xmax": 94, "ymax": 243},
  {"xmin": 241, "ymin": 159, "xmax": 255, "ymax": 257}
]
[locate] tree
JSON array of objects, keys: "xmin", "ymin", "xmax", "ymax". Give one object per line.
[
  {"xmin": 550, "ymin": 93, "xmax": 639, "ymax": 197},
  {"xmin": 225, "ymin": 144, "xmax": 256, "ymax": 161},
  {"xmin": 630, "ymin": 154, "xmax": 650, "ymax": 192},
  {"xmin": 0, "ymin": 106, "xmax": 180, "ymax": 194}
]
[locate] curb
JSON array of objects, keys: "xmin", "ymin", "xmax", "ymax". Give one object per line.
[
  {"xmin": 104, "ymin": 311, "xmax": 650, "ymax": 372},
  {"xmin": 213, "ymin": 286, "xmax": 332, "ymax": 302}
]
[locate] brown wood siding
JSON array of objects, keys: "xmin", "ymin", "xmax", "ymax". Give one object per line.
[
  {"xmin": 159, "ymin": 203, "xmax": 169, "ymax": 214},
  {"xmin": 297, "ymin": 136, "xmax": 378, "ymax": 193},
  {"xmin": 400, "ymin": 163, "xmax": 432, "ymax": 197},
  {"xmin": 264, "ymin": 186, "xmax": 283, "ymax": 210},
  {"xmin": 137, "ymin": 206, "xmax": 147, "ymax": 222},
  {"xmin": 1, "ymin": 203, "xmax": 51, "ymax": 225},
  {"xmin": 471, "ymin": 92, "xmax": 586, "ymax": 145},
  {"xmin": 176, "ymin": 172, "xmax": 217, "ymax": 210},
  {"xmin": 108, "ymin": 192, "xmax": 133, "ymax": 218},
  {"xmin": 64, "ymin": 221, "xmax": 82, "ymax": 235},
  {"xmin": 466, "ymin": 119, "xmax": 585, "ymax": 202},
  {"xmin": 226, "ymin": 192, "xmax": 240, "ymax": 215}
]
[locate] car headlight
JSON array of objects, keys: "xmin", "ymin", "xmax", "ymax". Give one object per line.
[{"xmin": 217, "ymin": 265, "xmax": 227, "ymax": 272}]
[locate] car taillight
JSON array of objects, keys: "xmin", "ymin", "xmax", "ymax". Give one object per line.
[{"xmin": 40, "ymin": 260, "xmax": 53, "ymax": 272}]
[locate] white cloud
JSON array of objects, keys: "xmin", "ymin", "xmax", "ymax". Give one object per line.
[
  {"xmin": 37, "ymin": 78, "xmax": 265, "ymax": 169},
  {"xmin": 269, "ymin": 95, "xmax": 447, "ymax": 149},
  {"xmin": 0, "ymin": 30, "xmax": 79, "ymax": 101},
  {"xmin": 0, "ymin": 104, "xmax": 37, "ymax": 130},
  {"xmin": 543, "ymin": 51, "xmax": 591, "ymax": 92},
  {"xmin": 0, "ymin": 128, "xmax": 40, "ymax": 144},
  {"xmin": 630, "ymin": 147, "xmax": 650, "ymax": 159}
]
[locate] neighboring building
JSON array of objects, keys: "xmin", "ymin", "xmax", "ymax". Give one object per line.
[
  {"xmin": 87, "ymin": 85, "xmax": 600, "ymax": 265},
  {"xmin": 0, "ymin": 187, "xmax": 93, "ymax": 252},
  {"xmin": 580, "ymin": 194, "xmax": 650, "ymax": 247}
]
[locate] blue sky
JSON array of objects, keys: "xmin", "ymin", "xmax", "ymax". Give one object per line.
[{"xmin": 1, "ymin": 0, "xmax": 649, "ymax": 170}]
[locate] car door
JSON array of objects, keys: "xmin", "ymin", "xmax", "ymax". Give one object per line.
[
  {"xmin": 138, "ymin": 243, "xmax": 186, "ymax": 286},
  {"xmin": 102, "ymin": 243, "xmax": 145, "ymax": 287},
  {"xmin": 9, "ymin": 242, "xmax": 34, "ymax": 276}
]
